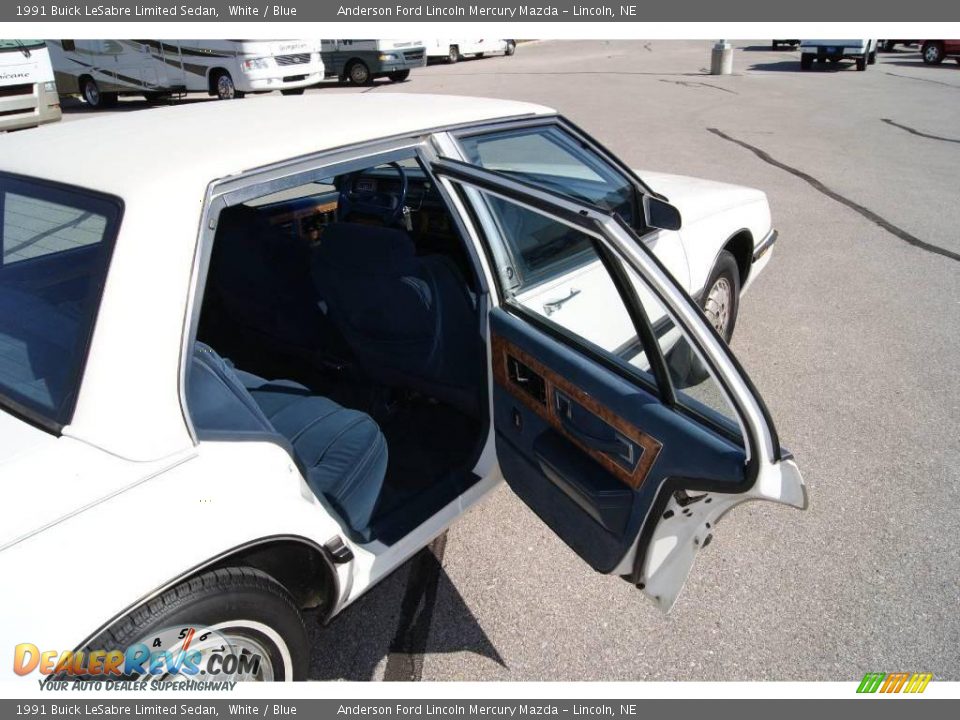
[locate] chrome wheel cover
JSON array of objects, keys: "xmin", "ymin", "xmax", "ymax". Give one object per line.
[
  {"xmin": 350, "ymin": 64, "xmax": 368, "ymax": 83},
  {"xmin": 217, "ymin": 75, "xmax": 235, "ymax": 99},
  {"xmin": 704, "ymin": 277, "xmax": 732, "ymax": 338}
]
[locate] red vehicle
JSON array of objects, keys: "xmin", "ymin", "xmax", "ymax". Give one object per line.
[{"xmin": 920, "ymin": 40, "xmax": 960, "ymax": 64}]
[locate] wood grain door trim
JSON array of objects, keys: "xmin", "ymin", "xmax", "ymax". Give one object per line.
[{"xmin": 491, "ymin": 334, "xmax": 662, "ymax": 490}]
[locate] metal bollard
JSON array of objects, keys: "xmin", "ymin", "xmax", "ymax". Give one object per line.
[{"xmin": 710, "ymin": 40, "xmax": 733, "ymax": 75}]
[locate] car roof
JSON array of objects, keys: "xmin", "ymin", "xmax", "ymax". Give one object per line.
[{"xmin": 0, "ymin": 94, "xmax": 554, "ymax": 196}]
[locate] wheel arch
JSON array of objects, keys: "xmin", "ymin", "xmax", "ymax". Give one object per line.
[
  {"xmin": 721, "ymin": 229, "xmax": 754, "ymax": 288},
  {"xmin": 207, "ymin": 66, "xmax": 229, "ymax": 94},
  {"xmin": 72, "ymin": 534, "xmax": 340, "ymax": 654},
  {"xmin": 343, "ymin": 57, "xmax": 365, "ymax": 76}
]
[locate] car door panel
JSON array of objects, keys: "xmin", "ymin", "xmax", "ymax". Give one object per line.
[
  {"xmin": 433, "ymin": 158, "xmax": 805, "ymax": 609},
  {"xmin": 491, "ymin": 309, "xmax": 745, "ymax": 573}
]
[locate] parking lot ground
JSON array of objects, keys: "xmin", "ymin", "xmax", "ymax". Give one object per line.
[{"xmin": 62, "ymin": 40, "xmax": 960, "ymax": 680}]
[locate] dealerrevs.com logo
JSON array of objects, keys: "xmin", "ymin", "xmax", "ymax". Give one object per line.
[{"xmin": 14, "ymin": 626, "xmax": 264, "ymax": 690}]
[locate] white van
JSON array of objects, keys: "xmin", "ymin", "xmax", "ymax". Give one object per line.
[
  {"xmin": 319, "ymin": 40, "xmax": 426, "ymax": 85},
  {"xmin": 426, "ymin": 39, "xmax": 517, "ymax": 63},
  {"xmin": 47, "ymin": 40, "xmax": 324, "ymax": 107},
  {"xmin": 0, "ymin": 40, "xmax": 61, "ymax": 132}
]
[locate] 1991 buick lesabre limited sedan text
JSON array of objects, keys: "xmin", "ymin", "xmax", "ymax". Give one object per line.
[{"xmin": 0, "ymin": 94, "xmax": 806, "ymax": 681}]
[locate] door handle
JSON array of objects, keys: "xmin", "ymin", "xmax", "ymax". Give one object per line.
[
  {"xmin": 543, "ymin": 288, "xmax": 580, "ymax": 316},
  {"xmin": 555, "ymin": 392, "xmax": 636, "ymax": 464}
]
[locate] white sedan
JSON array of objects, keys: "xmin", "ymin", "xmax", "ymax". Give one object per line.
[{"xmin": 0, "ymin": 94, "xmax": 804, "ymax": 682}]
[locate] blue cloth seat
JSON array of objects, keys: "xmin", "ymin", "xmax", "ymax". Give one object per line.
[
  {"xmin": 207, "ymin": 205, "xmax": 346, "ymax": 358},
  {"xmin": 310, "ymin": 222, "xmax": 482, "ymax": 416},
  {"xmin": 188, "ymin": 343, "xmax": 387, "ymax": 538}
]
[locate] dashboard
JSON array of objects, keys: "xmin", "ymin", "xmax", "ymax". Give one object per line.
[{"xmin": 247, "ymin": 169, "xmax": 468, "ymax": 279}]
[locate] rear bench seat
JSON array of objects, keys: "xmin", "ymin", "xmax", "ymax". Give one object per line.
[{"xmin": 188, "ymin": 342, "xmax": 387, "ymax": 540}]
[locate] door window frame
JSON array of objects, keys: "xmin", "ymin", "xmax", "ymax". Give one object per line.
[
  {"xmin": 448, "ymin": 115, "xmax": 659, "ymax": 225},
  {"xmin": 432, "ymin": 158, "xmax": 782, "ymax": 471}
]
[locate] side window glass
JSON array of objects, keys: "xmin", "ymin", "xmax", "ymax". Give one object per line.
[
  {"xmin": 617, "ymin": 267, "xmax": 742, "ymax": 435},
  {"xmin": 483, "ymin": 193, "xmax": 594, "ymax": 287},
  {"xmin": 0, "ymin": 178, "xmax": 119, "ymax": 425},
  {"xmin": 458, "ymin": 125, "xmax": 636, "ymax": 225},
  {"xmin": 474, "ymin": 189, "xmax": 655, "ymax": 386},
  {"xmin": 472, "ymin": 187, "xmax": 743, "ymax": 440},
  {"xmin": 3, "ymin": 193, "xmax": 106, "ymax": 264}
]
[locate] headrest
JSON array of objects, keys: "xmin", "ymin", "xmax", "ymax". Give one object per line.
[{"xmin": 314, "ymin": 222, "xmax": 416, "ymax": 275}]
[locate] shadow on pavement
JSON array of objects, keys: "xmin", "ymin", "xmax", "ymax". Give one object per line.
[
  {"xmin": 305, "ymin": 534, "xmax": 505, "ymax": 681},
  {"xmin": 883, "ymin": 59, "xmax": 960, "ymax": 70},
  {"xmin": 747, "ymin": 59, "xmax": 869, "ymax": 73},
  {"xmin": 741, "ymin": 45, "xmax": 797, "ymax": 52}
]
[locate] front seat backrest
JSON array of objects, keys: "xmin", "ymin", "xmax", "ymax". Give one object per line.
[{"xmin": 311, "ymin": 222, "xmax": 481, "ymax": 414}]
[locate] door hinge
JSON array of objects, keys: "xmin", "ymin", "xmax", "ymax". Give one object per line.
[{"xmin": 674, "ymin": 489, "xmax": 708, "ymax": 507}]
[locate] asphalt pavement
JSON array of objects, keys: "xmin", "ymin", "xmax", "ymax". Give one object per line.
[{"xmin": 62, "ymin": 40, "xmax": 960, "ymax": 681}]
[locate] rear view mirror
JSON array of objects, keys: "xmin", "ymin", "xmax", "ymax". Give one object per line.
[{"xmin": 643, "ymin": 196, "xmax": 682, "ymax": 231}]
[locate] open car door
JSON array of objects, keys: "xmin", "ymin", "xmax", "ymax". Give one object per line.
[{"xmin": 433, "ymin": 159, "xmax": 807, "ymax": 612}]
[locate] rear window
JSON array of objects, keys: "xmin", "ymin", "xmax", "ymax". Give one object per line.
[{"xmin": 0, "ymin": 173, "xmax": 121, "ymax": 430}]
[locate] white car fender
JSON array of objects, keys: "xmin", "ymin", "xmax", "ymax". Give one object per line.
[
  {"xmin": 635, "ymin": 170, "xmax": 773, "ymax": 296},
  {"xmin": 0, "ymin": 440, "xmax": 347, "ymax": 681},
  {"xmin": 680, "ymin": 199, "xmax": 772, "ymax": 298}
]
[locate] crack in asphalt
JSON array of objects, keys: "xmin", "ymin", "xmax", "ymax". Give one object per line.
[
  {"xmin": 881, "ymin": 118, "xmax": 960, "ymax": 145},
  {"xmin": 659, "ymin": 79, "xmax": 738, "ymax": 94},
  {"xmin": 382, "ymin": 532, "xmax": 448, "ymax": 681},
  {"xmin": 707, "ymin": 127, "xmax": 960, "ymax": 263}
]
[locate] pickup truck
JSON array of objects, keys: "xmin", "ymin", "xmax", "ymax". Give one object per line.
[{"xmin": 800, "ymin": 39, "xmax": 877, "ymax": 71}]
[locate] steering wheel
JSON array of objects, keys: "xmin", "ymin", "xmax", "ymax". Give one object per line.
[{"xmin": 337, "ymin": 162, "xmax": 409, "ymax": 227}]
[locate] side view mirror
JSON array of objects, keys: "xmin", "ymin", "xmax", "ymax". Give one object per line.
[{"xmin": 643, "ymin": 195, "xmax": 682, "ymax": 231}]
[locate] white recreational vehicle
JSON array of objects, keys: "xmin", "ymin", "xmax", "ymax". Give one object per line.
[
  {"xmin": 425, "ymin": 39, "xmax": 517, "ymax": 63},
  {"xmin": 47, "ymin": 40, "xmax": 324, "ymax": 108},
  {"xmin": 0, "ymin": 40, "xmax": 61, "ymax": 132}
]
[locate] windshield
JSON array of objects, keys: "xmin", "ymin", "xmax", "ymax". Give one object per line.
[
  {"xmin": 0, "ymin": 174, "xmax": 122, "ymax": 431},
  {"xmin": 0, "ymin": 40, "xmax": 46, "ymax": 52}
]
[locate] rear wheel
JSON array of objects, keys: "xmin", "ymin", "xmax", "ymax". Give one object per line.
[
  {"xmin": 868, "ymin": 48, "xmax": 877, "ymax": 65},
  {"xmin": 505, "ymin": 40, "xmax": 516, "ymax": 56},
  {"xmin": 922, "ymin": 41, "xmax": 945, "ymax": 64},
  {"xmin": 80, "ymin": 567, "xmax": 308, "ymax": 682},
  {"xmin": 346, "ymin": 60, "xmax": 372, "ymax": 86},
  {"xmin": 388, "ymin": 69, "xmax": 411, "ymax": 82},
  {"xmin": 447, "ymin": 45, "xmax": 460, "ymax": 64}
]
